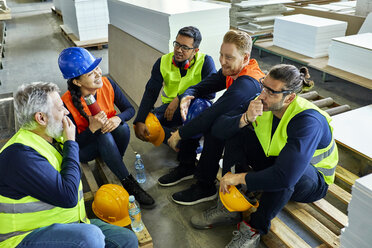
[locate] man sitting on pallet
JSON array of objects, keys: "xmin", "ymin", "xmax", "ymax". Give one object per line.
[
  {"xmin": 0, "ymin": 82, "xmax": 138, "ymax": 248},
  {"xmin": 133, "ymin": 26, "xmax": 216, "ymax": 186},
  {"xmin": 192, "ymin": 64, "xmax": 338, "ymax": 248}
]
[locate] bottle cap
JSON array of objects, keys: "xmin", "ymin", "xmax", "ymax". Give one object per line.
[
  {"xmin": 136, "ymin": 154, "xmax": 141, "ymax": 159},
  {"xmin": 129, "ymin": 195, "xmax": 135, "ymax": 203},
  {"xmin": 84, "ymin": 94, "xmax": 96, "ymax": 105}
]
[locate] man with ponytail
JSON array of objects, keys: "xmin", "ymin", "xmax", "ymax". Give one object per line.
[{"xmin": 193, "ymin": 64, "xmax": 338, "ymax": 248}]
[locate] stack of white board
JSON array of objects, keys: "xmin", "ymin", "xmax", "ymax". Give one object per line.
[
  {"xmin": 328, "ymin": 33, "xmax": 372, "ymax": 80},
  {"xmin": 230, "ymin": 0, "xmax": 294, "ymax": 34},
  {"xmin": 356, "ymin": 0, "xmax": 372, "ymax": 17},
  {"xmin": 60, "ymin": 0, "xmax": 109, "ymax": 41},
  {"xmin": 273, "ymin": 14, "xmax": 347, "ymax": 58},
  {"xmin": 107, "ymin": 0, "xmax": 229, "ymax": 67},
  {"xmin": 304, "ymin": 1, "xmax": 356, "ymax": 15},
  {"xmin": 340, "ymin": 173, "xmax": 372, "ymax": 248}
]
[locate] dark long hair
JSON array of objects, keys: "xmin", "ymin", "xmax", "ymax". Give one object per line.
[{"xmin": 67, "ymin": 77, "xmax": 89, "ymax": 121}]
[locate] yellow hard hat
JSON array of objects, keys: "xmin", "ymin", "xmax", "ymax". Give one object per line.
[
  {"xmin": 144, "ymin": 113, "xmax": 165, "ymax": 146},
  {"xmin": 219, "ymin": 183, "xmax": 259, "ymax": 212},
  {"xmin": 92, "ymin": 184, "xmax": 131, "ymax": 227}
]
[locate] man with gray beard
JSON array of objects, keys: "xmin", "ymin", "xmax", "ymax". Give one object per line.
[{"xmin": 0, "ymin": 82, "xmax": 137, "ymax": 248}]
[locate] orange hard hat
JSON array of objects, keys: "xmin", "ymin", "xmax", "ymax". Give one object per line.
[
  {"xmin": 92, "ymin": 184, "xmax": 131, "ymax": 227},
  {"xmin": 144, "ymin": 113, "xmax": 165, "ymax": 146},
  {"xmin": 219, "ymin": 177, "xmax": 259, "ymax": 212}
]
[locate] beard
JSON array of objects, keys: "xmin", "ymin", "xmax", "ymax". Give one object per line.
[
  {"xmin": 264, "ymin": 97, "xmax": 286, "ymax": 112},
  {"xmin": 45, "ymin": 115, "xmax": 63, "ymax": 139}
]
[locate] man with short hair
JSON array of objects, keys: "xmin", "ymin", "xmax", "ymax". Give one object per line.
[
  {"xmin": 0, "ymin": 82, "xmax": 137, "ymax": 248},
  {"xmin": 133, "ymin": 26, "xmax": 216, "ymax": 186},
  {"xmin": 198, "ymin": 64, "xmax": 338, "ymax": 247},
  {"xmin": 167, "ymin": 30, "xmax": 264, "ymax": 205}
]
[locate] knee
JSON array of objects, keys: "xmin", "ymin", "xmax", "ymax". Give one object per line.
[{"xmin": 77, "ymin": 224, "xmax": 105, "ymax": 247}]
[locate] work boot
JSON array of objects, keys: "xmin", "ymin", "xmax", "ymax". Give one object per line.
[
  {"xmin": 226, "ymin": 221, "xmax": 260, "ymax": 248},
  {"xmin": 121, "ymin": 175, "xmax": 155, "ymax": 209},
  {"xmin": 191, "ymin": 197, "xmax": 242, "ymax": 229},
  {"xmin": 172, "ymin": 181, "xmax": 217, "ymax": 205},
  {"xmin": 158, "ymin": 165, "xmax": 194, "ymax": 187}
]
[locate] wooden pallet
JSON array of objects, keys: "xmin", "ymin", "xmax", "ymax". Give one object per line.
[
  {"xmin": 81, "ymin": 158, "xmax": 153, "ymax": 248},
  {"xmin": 60, "ymin": 25, "xmax": 108, "ymax": 50},
  {"xmin": 51, "ymin": 6, "xmax": 63, "ymax": 20},
  {"xmin": 262, "ymin": 165, "xmax": 358, "ymax": 248}
]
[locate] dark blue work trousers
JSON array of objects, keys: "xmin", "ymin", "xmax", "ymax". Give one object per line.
[{"xmin": 223, "ymin": 126, "xmax": 329, "ymax": 234}]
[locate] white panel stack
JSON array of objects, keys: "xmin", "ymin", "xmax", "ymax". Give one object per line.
[
  {"xmin": 304, "ymin": 1, "xmax": 356, "ymax": 15},
  {"xmin": 328, "ymin": 33, "xmax": 372, "ymax": 80},
  {"xmin": 53, "ymin": 0, "xmax": 62, "ymax": 11},
  {"xmin": 60, "ymin": 0, "xmax": 109, "ymax": 41},
  {"xmin": 273, "ymin": 14, "xmax": 347, "ymax": 58},
  {"xmin": 230, "ymin": 0, "xmax": 294, "ymax": 34},
  {"xmin": 356, "ymin": 0, "xmax": 372, "ymax": 17},
  {"xmin": 340, "ymin": 173, "xmax": 372, "ymax": 248},
  {"xmin": 107, "ymin": 0, "xmax": 230, "ymax": 67}
]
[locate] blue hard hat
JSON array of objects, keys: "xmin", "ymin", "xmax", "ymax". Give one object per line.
[
  {"xmin": 184, "ymin": 98, "xmax": 212, "ymax": 138},
  {"xmin": 58, "ymin": 47, "xmax": 102, "ymax": 79}
]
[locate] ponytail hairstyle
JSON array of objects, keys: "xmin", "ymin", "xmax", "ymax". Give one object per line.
[
  {"xmin": 268, "ymin": 64, "xmax": 314, "ymax": 94},
  {"xmin": 67, "ymin": 77, "xmax": 89, "ymax": 121}
]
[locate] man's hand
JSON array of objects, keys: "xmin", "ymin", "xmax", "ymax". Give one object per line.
[
  {"xmin": 134, "ymin": 122, "xmax": 150, "ymax": 142},
  {"xmin": 220, "ymin": 172, "xmax": 247, "ymax": 194},
  {"xmin": 167, "ymin": 130, "xmax": 181, "ymax": 152},
  {"xmin": 180, "ymin": 95, "xmax": 195, "ymax": 121},
  {"xmin": 62, "ymin": 116, "xmax": 76, "ymax": 141},
  {"xmin": 88, "ymin": 111, "xmax": 107, "ymax": 133},
  {"xmin": 101, "ymin": 116, "xmax": 121, "ymax": 133},
  {"xmin": 246, "ymin": 98, "xmax": 263, "ymax": 123},
  {"xmin": 164, "ymin": 97, "xmax": 179, "ymax": 121}
]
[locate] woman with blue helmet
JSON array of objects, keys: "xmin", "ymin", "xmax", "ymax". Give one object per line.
[{"xmin": 58, "ymin": 47, "xmax": 155, "ymax": 209}]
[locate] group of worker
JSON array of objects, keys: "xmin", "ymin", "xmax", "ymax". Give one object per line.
[{"xmin": 0, "ymin": 26, "xmax": 338, "ymax": 248}]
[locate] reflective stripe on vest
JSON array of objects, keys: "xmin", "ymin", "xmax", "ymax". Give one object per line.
[
  {"xmin": 0, "ymin": 129, "xmax": 88, "ymax": 248},
  {"xmin": 61, "ymin": 77, "xmax": 117, "ymax": 133},
  {"xmin": 160, "ymin": 52, "xmax": 205, "ymax": 104},
  {"xmin": 253, "ymin": 96, "xmax": 338, "ymax": 185},
  {"xmin": 225, "ymin": 59, "xmax": 264, "ymax": 89}
]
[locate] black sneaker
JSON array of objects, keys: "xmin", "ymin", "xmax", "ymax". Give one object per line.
[
  {"xmin": 121, "ymin": 175, "xmax": 156, "ymax": 209},
  {"xmin": 158, "ymin": 166, "xmax": 194, "ymax": 187},
  {"xmin": 171, "ymin": 182, "xmax": 217, "ymax": 205}
]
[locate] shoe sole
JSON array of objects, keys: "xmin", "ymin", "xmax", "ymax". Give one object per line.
[
  {"xmin": 158, "ymin": 175, "xmax": 194, "ymax": 187},
  {"xmin": 191, "ymin": 219, "xmax": 240, "ymax": 230},
  {"xmin": 172, "ymin": 192, "xmax": 218, "ymax": 206}
]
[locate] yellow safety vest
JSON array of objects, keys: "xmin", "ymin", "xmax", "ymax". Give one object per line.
[
  {"xmin": 0, "ymin": 129, "xmax": 88, "ymax": 248},
  {"xmin": 253, "ymin": 96, "xmax": 338, "ymax": 185},
  {"xmin": 160, "ymin": 52, "xmax": 206, "ymax": 104}
]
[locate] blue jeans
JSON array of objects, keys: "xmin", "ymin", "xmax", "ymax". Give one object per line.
[
  {"xmin": 153, "ymin": 104, "xmax": 200, "ymax": 167},
  {"xmin": 17, "ymin": 219, "xmax": 138, "ymax": 248},
  {"xmin": 223, "ymin": 127, "xmax": 329, "ymax": 234},
  {"xmin": 79, "ymin": 123, "xmax": 130, "ymax": 180}
]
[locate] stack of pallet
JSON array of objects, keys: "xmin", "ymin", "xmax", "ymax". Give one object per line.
[
  {"xmin": 273, "ymin": 14, "xmax": 347, "ymax": 58},
  {"xmin": 230, "ymin": 0, "xmax": 294, "ymax": 35},
  {"xmin": 340, "ymin": 173, "xmax": 372, "ymax": 248}
]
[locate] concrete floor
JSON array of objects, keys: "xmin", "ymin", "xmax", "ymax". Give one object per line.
[{"xmin": 1, "ymin": 1, "xmax": 372, "ymax": 248}]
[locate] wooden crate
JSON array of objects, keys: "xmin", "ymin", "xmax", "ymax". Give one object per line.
[{"xmin": 81, "ymin": 158, "xmax": 153, "ymax": 248}]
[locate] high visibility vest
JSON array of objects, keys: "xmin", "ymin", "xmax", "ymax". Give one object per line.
[
  {"xmin": 225, "ymin": 59, "xmax": 264, "ymax": 89},
  {"xmin": 160, "ymin": 52, "xmax": 206, "ymax": 104},
  {"xmin": 253, "ymin": 96, "xmax": 338, "ymax": 185},
  {"xmin": 0, "ymin": 129, "xmax": 88, "ymax": 248},
  {"xmin": 62, "ymin": 77, "xmax": 117, "ymax": 133}
]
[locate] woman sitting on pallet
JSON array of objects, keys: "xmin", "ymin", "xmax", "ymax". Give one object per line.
[{"xmin": 58, "ymin": 47, "xmax": 155, "ymax": 209}]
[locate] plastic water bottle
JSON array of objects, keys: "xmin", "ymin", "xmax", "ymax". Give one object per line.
[
  {"xmin": 135, "ymin": 154, "xmax": 146, "ymax": 183},
  {"xmin": 128, "ymin": 195, "xmax": 144, "ymax": 232}
]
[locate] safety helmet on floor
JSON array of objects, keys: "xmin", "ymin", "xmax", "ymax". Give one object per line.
[
  {"xmin": 58, "ymin": 47, "xmax": 102, "ymax": 79},
  {"xmin": 219, "ymin": 175, "xmax": 259, "ymax": 212},
  {"xmin": 143, "ymin": 112, "xmax": 165, "ymax": 146},
  {"xmin": 183, "ymin": 98, "xmax": 212, "ymax": 138},
  {"xmin": 92, "ymin": 184, "xmax": 131, "ymax": 227}
]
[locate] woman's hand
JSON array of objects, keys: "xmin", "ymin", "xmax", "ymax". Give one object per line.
[
  {"xmin": 88, "ymin": 111, "xmax": 107, "ymax": 133},
  {"xmin": 101, "ymin": 116, "xmax": 122, "ymax": 133}
]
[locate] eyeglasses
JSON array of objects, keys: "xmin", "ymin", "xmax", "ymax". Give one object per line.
[
  {"xmin": 259, "ymin": 77, "xmax": 292, "ymax": 96},
  {"xmin": 173, "ymin": 41, "xmax": 194, "ymax": 52}
]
